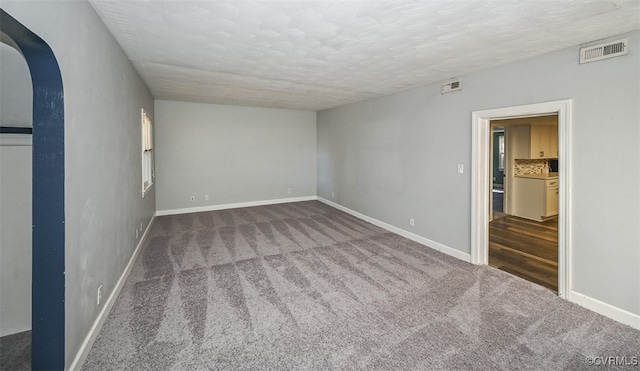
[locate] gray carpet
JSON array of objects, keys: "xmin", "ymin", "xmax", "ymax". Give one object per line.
[
  {"xmin": 0, "ymin": 330, "xmax": 31, "ymax": 370},
  {"xmin": 83, "ymin": 201, "xmax": 639, "ymax": 370}
]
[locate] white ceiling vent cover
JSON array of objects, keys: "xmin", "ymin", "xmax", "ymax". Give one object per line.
[
  {"xmin": 580, "ymin": 38, "xmax": 628, "ymax": 64},
  {"xmin": 441, "ymin": 79, "xmax": 462, "ymax": 94}
]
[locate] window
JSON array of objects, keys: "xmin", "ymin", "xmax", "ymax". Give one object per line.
[
  {"xmin": 141, "ymin": 109, "xmax": 154, "ymax": 197},
  {"xmin": 498, "ymin": 134, "xmax": 505, "ymax": 171}
]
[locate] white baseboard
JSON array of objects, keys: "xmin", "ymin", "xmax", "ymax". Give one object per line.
[
  {"xmin": 0, "ymin": 324, "xmax": 31, "ymax": 338},
  {"xmin": 65, "ymin": 196, "xmax": 639, "ymax": 370},
  {"xmin": 317, "ymin": 197, "xmax": 471, "ymax": 263},
  {"xmin": 156, "ymin": 196, "xmax": 317, "ymax": 216},
  {"xmin": 570, "ymin": 291, "xmax": 640, "ymax": 330},
  {"xmin": 318, "ymin": 198, "xmax": 640, "ymax": 330},
  {"xmin": 68, "ymin": 214, "xmax": 157, "ymax": 371}
]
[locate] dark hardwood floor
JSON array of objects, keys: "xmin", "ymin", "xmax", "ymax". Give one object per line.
[{"xmin": 489, "ymin": 215, "xmax": 558, "ymax": 292}]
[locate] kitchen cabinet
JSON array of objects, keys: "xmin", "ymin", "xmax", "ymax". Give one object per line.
[
  {"xmin": 512, "ymin": 176, "xmax": 559, "ymax": 221},
  {"xmin": 545, "ymin": 183, "xmax": 559, "ymax": 216},
  {"xmin": 532, "ymin": 125, "xmax": 558, "ymax": 159},
  {"xmin": 512, "ymin": 125, "xmax": 558, "ymax": 159}
]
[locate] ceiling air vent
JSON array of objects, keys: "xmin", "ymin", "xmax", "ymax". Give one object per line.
[
  {"xmin": 580, "ymin": 38, "xmax": 628, "ymax": 64},
  {"xmin": 441, "ymin": 79, "xmax": 461, "ymax": 94}
]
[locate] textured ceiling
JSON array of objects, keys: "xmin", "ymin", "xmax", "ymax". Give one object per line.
[{"xmin": 88, "ymin": 0, "xmax": 640, "ymax": 111}]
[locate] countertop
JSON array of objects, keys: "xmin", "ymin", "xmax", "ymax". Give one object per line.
[{"xmin": 515, "ymin": 172, "xmax": 559, "ymax": 179}]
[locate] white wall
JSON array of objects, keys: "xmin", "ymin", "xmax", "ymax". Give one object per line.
[
  {"xmin": 1, "ymin": 1, "xmax": 156, "ymax": 367},
  {"xmin": 0, "ymin": 143, "xmax": 32, "ymax": 337},
  {"xmin": 318, "ymin": 30, "xmax": 640, "ymax": 317},
  {"xmin": 0, "ymin": 42, "xmax": 32, "ymax": 127},
  {"xmin": 0, "ymin": 42, "xmax": 33, "ymax": 337},
  {"xmin": 155, "ymin": 100, "xmax": 316, "ymax": 212}
]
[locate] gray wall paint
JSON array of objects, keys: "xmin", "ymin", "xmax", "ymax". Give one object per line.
[
  {"xmin": 1, "ymin": 1, "xmax": 156, "ymax": 367},
  {"xmin": 318, "ymin": 30, "xmax": 640, "ymax": 316},
  {"xmin": 0, "ymin": 144, "xmax": 32, "ymax": 336},
  {"xmin": 0, "ymin": 42, "xmax": 32, "ymax": 127},
  {"xmin": 155, "ymin": 100, "xmax": 316, "ymax": 211},
  {"xmin": 0, "ymin": 42, "xmax": 33, "ymax": 336}
]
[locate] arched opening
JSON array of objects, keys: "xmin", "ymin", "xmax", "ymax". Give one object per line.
[
  {"xmin": 1, "ymin": 9, "xmax": 65, "ymax": 369},
  {"xmin": 0, "ymin": 37, "xmax": 33, "ymax": 370}
]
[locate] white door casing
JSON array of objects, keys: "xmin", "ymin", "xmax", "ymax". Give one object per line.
[{"xmin": 471, "ymin": 99, "xmax": 571, "ymax": 298}]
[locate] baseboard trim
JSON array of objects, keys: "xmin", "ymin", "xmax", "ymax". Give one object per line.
[
  {"xmin": 570, "ymin": 291, "xmax": 640, "ymax": 330},
  {"xmin": 317, "ymin": 197, "xmax": 471, "ymax": 263},
  {"xmin": 156, "ymin": 196, "xmax": 317, "ymax": 216},
  {"xmin": 318, "ymin": 199, "xmax": 639, "ymax": 329},
  {"xmin": 68, "ymin": 214, "xmax": 157, "ymax": 370},
  {"xmin": 64, "ymin": 196, "xmax": 640, "ymax": 369}
]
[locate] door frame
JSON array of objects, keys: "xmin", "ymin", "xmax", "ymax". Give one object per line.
[
  {"xmin": 489, "ymin": 128, "xmax": 506, "ymax": 222},
  {"xmin": 471, "ymin": 99, "xmax": 571, "ymax": 298}
]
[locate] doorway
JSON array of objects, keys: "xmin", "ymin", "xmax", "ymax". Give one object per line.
[
  {"xmin": 1, "ymin": 9, "xmax": 66, "ymax": 369},
  {"xmin": 488, "ymin": 116, "xmax": 559, "ymax": 292},
  {"xmin": 491, "ymin": 128, "xmax": 506, "ymax": 220},
  {"xmin": 471, "ymin": 100, "xmax": 571, "ymax": 299},
  {"xmin": 0, "ymin": 41, "xmax": 33, "ymax": 370}
]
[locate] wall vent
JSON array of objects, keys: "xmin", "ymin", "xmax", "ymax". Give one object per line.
[
  {"xmin": 580, "ymin": 38, "xmax": 628, "ymax": 64},
  {"xmin": 441, "ymin": 79, "xmax": 462, "ymax": 94}
]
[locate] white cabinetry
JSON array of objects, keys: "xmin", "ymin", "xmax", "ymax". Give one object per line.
[
  {"xmin": 512, "ymin": 177, "xmax": 559, "ymax": 221},
  {"xmin": 545, "ymin": 182, "xmax": 559, "ymax": 216},
  {"xmin": 512, "ymin": 125, "xmax": 558, "ymax": 159}
]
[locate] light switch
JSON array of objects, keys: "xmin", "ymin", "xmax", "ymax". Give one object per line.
[{"xmin": 457, "ymin": 164, "xmax": 464, "ymax": 174}]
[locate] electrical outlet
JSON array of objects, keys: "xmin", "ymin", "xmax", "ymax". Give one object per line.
[
  {"xmin": 190, "ymin": 195, "xmax": 195, "ymax": 202},
  {"xmin": 409, "ymin": 218, "xmax": 415, "ymax": 227},
  {"xmin": 331, "ymin": 192, "xmax": 335, "ymax": 198},
  {"xmin": 205, "ymin": 195, "xmax": 209, "ymax": 201},
  {"xmin": 287, "ymin": 188, "xmax": 292, "ymax": 194},
  {"xmin": 457, "ymin": 164, "xmax": 464, "ymax": 174},
  {"xmin": 97, "ymin": 285, "xmax": 103, "ymax": 306}
]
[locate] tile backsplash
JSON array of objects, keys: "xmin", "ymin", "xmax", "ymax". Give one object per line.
[{"xmin": 514, "ymin": 159, "xmax": 549, "ymax": 175}]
